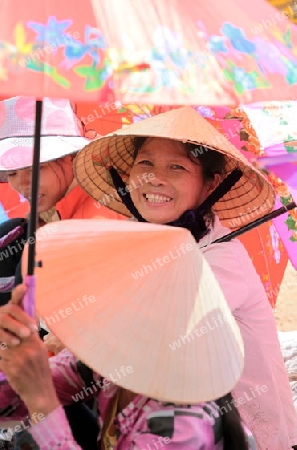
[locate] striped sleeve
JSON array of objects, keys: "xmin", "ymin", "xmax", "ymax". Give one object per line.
[
  {"xmin": 29, "ymin": 405, "xmax": 82, "ymax": 450},
  {"xmin": 49, "ymin": 348, "xmax": 88, "ymax": 403}
]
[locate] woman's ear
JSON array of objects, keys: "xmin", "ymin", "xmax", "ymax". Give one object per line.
[{"xmin": 206, "ymin": 173, "xmax": 221, "ymax": 194}]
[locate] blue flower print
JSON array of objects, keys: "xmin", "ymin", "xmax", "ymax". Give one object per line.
[
  {"xmin": 208, "ymin": 36, "xmax": 228, "ymax": 53},
  {"xmin": 222, "ymin": 23, "xmax": 256, "ymax": 54},
  {"xmin": 27, "ymin": 16, "xmax": 72, "ymax": 45}
]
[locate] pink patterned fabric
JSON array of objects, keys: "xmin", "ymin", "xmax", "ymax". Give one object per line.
[
  {"xmin": 0, "ymin": 349, "xmax": 255, "ymax": 450},
  {"xmin": 199, "ymin": 217, "xmax": 297, "ymax": 449},
  {"xmin": 0, "ymin": 96, "xmax": 90, "ymax": 171},
  {"xmin": 1, "ymin": 97, "xmax": 81, "ymax": 140}
]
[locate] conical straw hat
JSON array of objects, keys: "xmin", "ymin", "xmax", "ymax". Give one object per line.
[
  {"xmin": 30, "ymin": 219, "xmax": 244, "ymax": 404},
  {"xmin": 74, "ymin": 106, "xmax": 275, "ymax": 229}
]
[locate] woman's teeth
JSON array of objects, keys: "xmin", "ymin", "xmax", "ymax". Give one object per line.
[
  {"xmin": 28, "ymin": 194, "xmax": 43, "ymax": 202},
  {"xmin": 144, "ymin": 194, "xmax": 172, "ymax": 203}
]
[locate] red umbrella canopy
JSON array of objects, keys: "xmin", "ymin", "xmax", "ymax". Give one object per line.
[{"xmin": 0, "ymin": 0, "xmax": 296, "ymax": 104}]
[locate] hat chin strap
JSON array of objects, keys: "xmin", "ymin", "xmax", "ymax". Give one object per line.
[
  {"xmin": 108, "ymin": 167, "xmax": 147, "ymax": 223},
  {"xmin": 108, "ymin": 167, "xmax": 243, "ymax": 242}
]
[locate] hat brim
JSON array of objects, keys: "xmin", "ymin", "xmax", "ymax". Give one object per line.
[
  {"xmin": 74, "ymin": 107, "xmax": 276, "ymax": 229},
  {"xmin": 0, "ymin": 136, "xmax": 90, "ymax": 171}
]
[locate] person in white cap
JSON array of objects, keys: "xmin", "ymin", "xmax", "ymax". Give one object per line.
[
  {"xmin": 0, "ymin": 96, "xmax": 124, "ymax": 224},
  {"xmin": 0, "ymin": 96, "xmax": 125, "ymax": 310},
  {"xmin": 0, "ymin": 96, "xmax": 125, "ymax": 449}
]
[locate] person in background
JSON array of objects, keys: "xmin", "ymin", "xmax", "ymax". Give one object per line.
[
  {"xmin": 0, "ymin": 96, "xmax": 125, "ymax": 304},
  {"xmin": 0, "ymin": 96, "xmax": 125, "ymax": 450}
]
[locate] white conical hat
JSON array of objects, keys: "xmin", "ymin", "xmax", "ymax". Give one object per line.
[{"xmin": 30, "ymin": 219, "xmax": 244, "ymax": 404}]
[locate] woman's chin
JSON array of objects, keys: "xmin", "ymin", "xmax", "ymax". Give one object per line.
[
  {"xmin": 140, "ymin": 210, "xmax": 181, "ymax": 224},
  {"xmin": 37, "ymin": 202, "xmax": 54, "ymax": 214},
  {"xmin": 37, "ymin": 205, "xmax": 48, "ymax": 213}
]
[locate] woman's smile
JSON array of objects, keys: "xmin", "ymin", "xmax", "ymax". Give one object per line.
[{"xmin": 142, "ymin": 192, "xmax": 173, "ymax": 205}]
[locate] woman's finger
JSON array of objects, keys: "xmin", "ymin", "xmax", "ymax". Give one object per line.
[
  {"xmin": 0, "ymin": 330, "xmax": 21, "ymax": 350},
  {"xmin": 10, "ymin": 284, "xmax": 27, "ymax": 306},
  {"xmin": 0, "ymin": 304, "xmax": 37, "ymax": 334},
  {"xmin": 0, "ymin": 313, "xmax": 32, "ymax": 343}
]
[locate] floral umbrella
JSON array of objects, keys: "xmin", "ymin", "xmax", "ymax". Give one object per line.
[
  {"xmin": 232, "ymin": 102, "xmax": 297, "ymax": 268},
  {"xmin": 0, "ymin": 0, "xmax": 297, "ymax": 104}
]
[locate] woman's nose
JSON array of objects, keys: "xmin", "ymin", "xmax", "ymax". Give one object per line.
[
  {"xmin": 149, "ymin": 168, "xmax": 168, "ymax": 186},
  {"xmin": 17, "ymin": 171, "xmax": 31, "ymax": 196}
]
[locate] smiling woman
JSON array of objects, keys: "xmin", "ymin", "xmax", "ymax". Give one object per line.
[
  {"xmin": 72, "ymin": 106, "xmax": 297, "ymax": 449},
  {"xmin": 132, "ymin": 136, "xmax": 226, "ymax": 224}
]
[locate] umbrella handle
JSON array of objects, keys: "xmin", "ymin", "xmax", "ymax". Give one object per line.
[{"xmin": 23, "ymin": 274, "xmax": 36, "ymax": 319}]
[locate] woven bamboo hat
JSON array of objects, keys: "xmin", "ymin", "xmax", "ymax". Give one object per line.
[
  {"xmin": 30, "ymin": 219, "xmax": 244, "ymax": 404},
  {"xmin": 74, "ymin": 106, "xmax": 275, "ymax": 229}
]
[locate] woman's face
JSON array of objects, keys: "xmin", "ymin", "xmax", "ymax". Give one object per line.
[
  {"xmin": 6, "ymin": 155, "xmax": 74, "ymax": 213},
  {"xmin": 129, "ymin": 138, "xmax": 220, "ymax": 224}
]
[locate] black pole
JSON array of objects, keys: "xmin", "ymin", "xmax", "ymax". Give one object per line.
[
  {"xmin": 27, "ymin": 100, "xmax": 43, "ymax": 275},
  {"xmin": 212, "ymin": 202, "xmax": 297, "ymax": 244}
]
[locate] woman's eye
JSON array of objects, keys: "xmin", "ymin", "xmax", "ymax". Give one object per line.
[
  {"xmin": 171, "ymin": 164, "xmax": 186, "ymax": 170},
  {"xmin": 137, "ymin": 160, "xmax": 152, "ymax": 166},
  {"xmin": 7, "ymin": 172, "xmax": 16, "ymax": 177}
]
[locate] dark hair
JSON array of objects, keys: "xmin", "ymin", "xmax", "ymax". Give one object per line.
[
  {"xmin": 133, "ymin": 137, "xmax": 226, "ymax": 221},
  {"xmin": 217, "ymin": 393, "xmax": 250, "ymax": 450}
]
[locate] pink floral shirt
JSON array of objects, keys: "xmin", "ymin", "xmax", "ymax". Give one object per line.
[{"xmin": 0, "ymin": 349, "xmax": 255, "ymax": 449}]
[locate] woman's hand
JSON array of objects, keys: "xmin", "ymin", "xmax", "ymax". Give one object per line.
[
  {"xmin": 43, "ymin": 332, "xmax": 64, "ymax": 355},
  {"xmin": 0, "ymin": 285, "xmax": 60, "ymax": 417}
]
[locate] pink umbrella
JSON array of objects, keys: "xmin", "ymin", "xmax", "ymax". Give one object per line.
[
  {"xmin": 0, "ymin": 0, "xmax": 297, "ymax": 104},
  {"xmin": 241, "ymin": 102, "xmax": 297, "ymax": 268}
]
